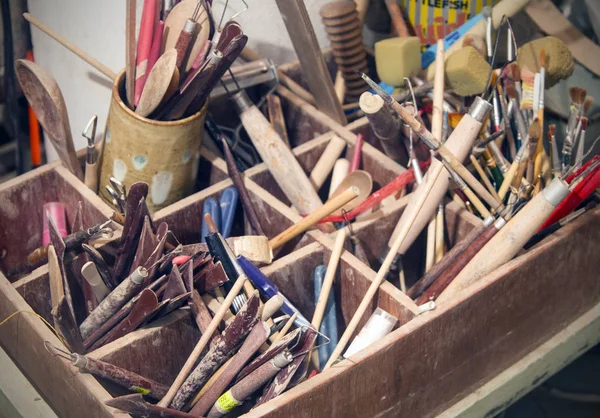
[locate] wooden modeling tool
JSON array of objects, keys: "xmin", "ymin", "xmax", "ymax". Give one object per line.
[
  {"xmin": 80, "ymin": 261, "xmax": 110, "ymax": 303},
  {"xmin": 267, "ymin": 93, "xmax": 291, "ymax": 148},
  {"xmin": 82, "ymin": 115, "xmax": 99, "ymax": 192},
  {"xmin": 329, "ymin": 158, "xmax": 350, "ymax": 198},
  {"xmin": 15, "ymin": 59, "xmax": 83, "ymax": 179},
  {"xmin": 232, "ymin": 90, "xmax": 325, "ymax": 216},
  {"xmin": 268, "ymin": 186, "xmax": 359, "ymax": 250},
  {"xmin": 437, "ymin": 178, "xmax": 570, "ymax": 303},
  {"xmin": 309, "ymin": 136, "xmax": 346, "ymax": 190},
  {"xmin": 134, "ymin": 0, "xmax": 158, "ymax": 106},
  {"xmin": 108, "ymin": 394, "xmax": 196, "ymax": 417},
  {"xmin": 172, "ymin": 0, "xmax": 204, "ymax": 70},
  {"xmin": 163, "ymin": 0, "xmax": 210, "ymax": 74},
  {"xmin": 125, "ymin": 0, "xmax": 136, "ymax": 107},
  {"xmin": 328, "ymin": 170, "xmax": 373, "ymax": 215},
  {"xmin": 158, "ymin": 218, "xmax": 251, "ymax": 407},
  {"xmin": 23, "ymin": 13, "xmax": 117, "ymax": 80},
  {"xmin": 274, "ymin": 0, "xmax": 346, "ymax": 124},
  {"xmin": 136, "ymin": 49, "xmax": 179, "ymax": 117},
  {"xmin": 359, "ymin": 92, "xmax": 405, "ymax": 162}
]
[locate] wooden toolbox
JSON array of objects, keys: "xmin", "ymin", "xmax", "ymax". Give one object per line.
[{"xmin": 1, "ymin": 60, "xmax": 600, "ymax": 418}]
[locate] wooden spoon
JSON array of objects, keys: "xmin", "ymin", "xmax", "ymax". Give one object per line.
[
  {"xmin": 15, "ymin": 59, "xmax": 83, "ymax": 179},
  {"xmin": 136, "ymin": 49, "xmax": 179, "ymax": 117},
  {"xmin": 328, "ymin": 170, "xmax": 373, "ymax": 215},
  {"xmin": 163, "ymin": 0, "xmax": 211, "ymax": 74}
]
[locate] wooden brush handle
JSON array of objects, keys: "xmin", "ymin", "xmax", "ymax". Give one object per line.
[
  {"xmin": 498, "ymin": 159, "xmax": 520, "ymax": 200},
  {"xmin": 269, "ymin": 186, "xmax": 359, "ymax": 250},
  {"xmin": 437, "ymin": 179, "xmax": 570, "ymax": 303},
  {"xmin": 235, "ymin": 95, "xmax": 323, "ymax": 214},
  {"xmin": 416, "ymin": 218, "xmax": 504, "ymax": 304},
  {"xmin": 309, "ymin": 136, "xmax": 346, "ymax": 190},
  {"xmin": 408, "ymin": 218, "xmax": 490, "ymax": 299},
  {"xmin": 460, "ymin": 183, "xmax": 492, "ymax": 218},
  {"xmin": 312, "ymin": 228, "xmax": 347, "ymax": 330},
  {"xmin": 85, "ymin": 161, "xmax": 99, "ymax": 193},
  {"xmin": 267, "ymin": 94, "xmax": 291, "ymax": 148}
]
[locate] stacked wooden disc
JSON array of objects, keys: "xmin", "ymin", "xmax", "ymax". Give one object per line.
[{"xmin": 320, "ymin": 1, "xmax": 369, "ymax": 103}]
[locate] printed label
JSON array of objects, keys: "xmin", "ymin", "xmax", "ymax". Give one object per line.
[{"xmin": 217, "ymin": 390, "xmax": 241, "ymax": 412}]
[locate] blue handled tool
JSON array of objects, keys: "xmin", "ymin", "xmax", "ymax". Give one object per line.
[
  {"xmin": 219, "ymin": 187, "xmax": 238, "ymax": 239},
  {"xmin": 314, "ymin": 265, "xmax": 338, "ymax": 369}
]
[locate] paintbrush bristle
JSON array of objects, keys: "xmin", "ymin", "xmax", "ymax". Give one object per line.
[
  {"xmin": 506, "ymin": 83, "xmax": 517, "ymax": 100},
  {"xmin": 539, "ymin": 49, "xmax": 546, "ymax": 69},
  {"xmin": 581, "ymin": 117, "xmax": 588, "ymax": 131},
  {"xmin": 528, "ymin": 119, "xmax": 541, "ymax": 141},
  {"xmin": 583, "ymin": 97, "xmax": 594, "ymax": 115},
  {"xmin": 569, "ymin": 86, "xmax": 586, "ymax": 105},
  {"xmin": 508, "ymin": 63, "xmax": 521, "ymax": 82},
  {"xmin": 549, "ymin": 124, "xmax": 556, "ymax": 136}
]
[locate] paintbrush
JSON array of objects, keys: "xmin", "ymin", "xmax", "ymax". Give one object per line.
[
  {"xmin": 562, "ymin": 87, "xmax": 587, "ymax": 173},
  {"xmin": 574, "ymin": 117, "xmax": 588, "ymax": 170},
  {"xmin": 549, "ymin": 124, "xmax": 560, "ymax": 177}
]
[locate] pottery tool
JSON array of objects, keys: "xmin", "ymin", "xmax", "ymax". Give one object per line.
[
  {"xmin": 470, "ymin": 155, "xmax": 500, "ymax": 202},
  {"xmin": 190, "ymin": 322, "xmax": 270, "ymax": 416},
  {"xmin": 574, "ymin": 117, "xmax": 588, "ymax": 171},
  {"xmin": 219, "ymin": 187, "xmax": 238, "ymax": 239},
  {"xmin": 134, "ymin": 0, "xmax": 157, "ymax": 107},
  {"xmin": 231, "ymin": 89, "xmax": 325, "ymax": 215},
  {"xmin": 308, "ymin": 136, "xmax": 347, "ymax": 190},
  {"xmin": 6, "ymin": 219, "xmax": 112, "ymax": 277},
  {"xmin": 313, "ymin": 265, "xmax": 337, "ymax": 367},
  {"xmin": 212, "ymin": 58, "xmax": 278, "ymax": 99},
  {"xmin": 343, "ymin": 307, "xmax": 397, "ymax": 359},
  {"xmin": 374, "ymin": 1, "xmax": 421, "ymax": 86},
  {"xmin": 549, "ymin": 124, "xmax": 560, "ymax": 177},
  {"xmin": 311, "ymin": 227, "xmax": 346, "ymax": 369},
  {"xmin": 359, "ymin": 92, "xmax": 405, "ymax": 162},
  {"xmin": 267, "ymin": 93, "xmax": 291, "ymax": 148},
  {"xmin": 207, "ymin": 351, "xmax": 294, "ymax": 417},
  {"xmin": 407, "ymin": 216, "xmax": 494, "ymax": 299},
  {"xmin": 79, "ymin": 267, "xmax": 148, "ymax": 340},
  {"xmin": 167, "ymin": 290, "xmax": 259, "ymax": 409},
  {"xmin": 159, "ymin": 218, "xmax": 251, "ymax": 408},
  {"xmin": 562, "ymin": 87, "xmax": 587, "ymax": 174},
  {"xmin": 125, "ymin": 0, "xmax": 136, "ymax": 107},
  {"xmin": 171, "ymin": 0, "xmax": 205, "ymax": 70},
  {"xmin": 329, "ymin": 158, "xmax": 350, "ymax": 198},
  {"xmin": 136, "ymin": 48, "xmax": 179, "ymax": 117},
  {"xmin": 328, "ymin": 170, "xmax": 373, "ymax": 215},
  {"xmin": 23, "ymin": 13, "xmax": 117, "ymax": 80},
  {"xmin": 15, "ymin": 60, "xmax": 84, "ymax": 179},
  {"xmin": 81, "ymin": 115, "xmax": 99, "ymax": 192},
  {"xmin": 274, "ymin": 0, "xmax": 346, "ymax": 124},
  {"xmin": 445, "ymin": 46, "xmax": 491, "ymax": 96},
  {"xmin": 47, "ymin": 246, "xmax": 64, "ymax": 311},
  {"xmin": 320, "ymin": 1, "xmax": 369, "ymax": 102},
  {"xmin": 25, "ymin": 51, "xmax": 42, "ymax": 167},
  {"xmin": 349, "ymin": 133, "xmax": 363, "ymax": 172},
  {"xmin": 221, "ymin": 140, "xmax": 265, "ymax": 236},
  {"xmin": 268, "ymin": 186, "xmax": 359, "ymax": 251},
  {"xmin": 47, "ymin": 342, "xmax": 169, "ymax": 400},
  {"xmin": 437, "ymin": 178, "xmax": 571, "ymax": 303},
  {"xmin": 147, "ymin": 20, "xmax": 165, "ymax": 76},
  {"xmin": 323, "ymin": 116, "xmax": 485, "ymax": 369},
  {"xmin": 81, "ymin": 261, "xmax": 110, "ymax": 303},
  {"xmin": 417, "ymin": 215, "xmax": 507, "ymax": 304},
  {"xmin": 362, "ymin": 73, "xmax": 500, "ymax": 211}
]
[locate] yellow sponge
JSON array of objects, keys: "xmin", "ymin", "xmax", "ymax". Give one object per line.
[
  {"xmin": 375, "ymin": 37, "xmax": 421, "ymax": 86},
  {"xmin": 445, "ymin": 46, "xmax": 491, "ymax": 96},
  {"xmin": 517, "ymin": 36, "xmax": 574, "ymax": 88}
]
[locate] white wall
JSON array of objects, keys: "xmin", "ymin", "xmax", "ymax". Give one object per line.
[{"xmin": 27, "ymin": 0, "xmax": 330, "ymax": 160}]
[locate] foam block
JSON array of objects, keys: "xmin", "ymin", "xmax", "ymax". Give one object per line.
[
  {"xmin": 445, "ymin": 46, "xmax": 491, "ymax": 96},
  {"xmin": 375, "ymin": 37, "xmax": 421, "ymax": 86},
  {"xmin": 517, "ymin": 36, "xmax": 574, "ymax": 88}
]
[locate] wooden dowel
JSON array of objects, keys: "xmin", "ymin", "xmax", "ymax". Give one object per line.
[
  {"xmin": 267, "ymin": 94, "xmax": 291, "ymax": 148},
  {"xmin": 24, "ymin": 13, "xmax": 116, "ymax": 80},
  {"xmin": 324, "ymin": 151, "xmax": 447, "ymax": 369},
  {"xmin": 309, "ymin": 136, "xmax": 346, "ymax": 190},
  {"xmin": 407, "ymin": 217, "xmax": 492, "ymax": 299},
  {"xmin": 125, "ymin": 0, "xmax": 136, "ymax": 106},
  {"xmin": 269, "ymin": 186, "xmax": 359, "ymax": 250},
  {"xmin": 158, "ymin": 275, "xmax": 249, "ymax": 407},
  {"xmin": 261, "ymin": 295, "xmax": 284, "ymax": 322},
  {"xmin": 434, "ymin": 205, "xmax": 445, "ymax": 262},
  {"xmin": 311, "ymin": 228, "xmax": 347, "ymax": 331},
  {"xmin": 470, "ymin": 155, "xmax": 500, "ymax": 201},
  {"xmin": 425, "ymin": 216, "xmax": 436, "ymax": 272},
  {"xmin": 437, "ymin": 179, "xmax": 570, "ymax": 303},
  {"xmin": 48, "ymin": 246, "xmax": 64, "ymax": 311},
  {"xmin": 273, "ymin": 312, "xmax": 298, "ymax": 343}
]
